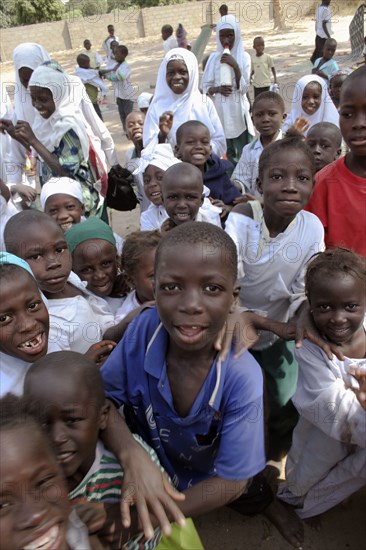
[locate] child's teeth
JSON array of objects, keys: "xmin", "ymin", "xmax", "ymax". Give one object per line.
[
  {"xmin": 21, "ymin": 334, "xmax": 42, "ymax": 349},
  {"xmin": 24, "ymin": 525, "xmax": 59, "ymax": 549}
]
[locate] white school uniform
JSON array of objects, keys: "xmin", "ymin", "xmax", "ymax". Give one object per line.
[
  {"xmin": 225, "ymin": 204, "xmax": 325, "ymax": 349},
  {"xmin": 278, "ymin": 330, "xmax": 366, "ymax": 518},
  {"xmin": 231, "ymin": 131, "xmax": 283, "ymax": 196}
]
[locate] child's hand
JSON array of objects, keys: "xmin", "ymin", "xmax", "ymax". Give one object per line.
[
  {"xmin": 217, "ymin": 85, "xmax": 233, "ymax": 96},
  {"xmin": 233, "ymin": 193, "xmax": 256, "ymax": 204},
  {"xmin": 85, "ymin": 340, "xmax": 116, "ymax": 366},
  {"xmin": 293, "ymin": 117, "xmax": 310, "ymax": 135},
  {"xmin": 214, "ymin": 308, "xmax": 259, "ymax": 360},
  {"xmin": 210, "ymin": 198, "xmax": 231, "ymax": 219},
  {"xmin": 1, "ymin": 118, "xmax": 30, "ymax": 149},
  {"xmin": 348, "ymin": 367, "xmax": 366, "ymax": 411},
  {"xmin": 11, "ymin": 183, "xmax": 37, "ymax": 203},
  {"xmin": 295, "ymin": 304, "xmax": 345, "ymax": 361},
  {"xmin": 160, "ymin": 218, "xmax": 176, "ymax": 235},
  {"xmin": 221, "ymin": 54, "xmax": 239, "ymax": 71},
  {"xmin": 14, "ymin": 120, "xmax": 37, "ymax": 148},
  {"xmin": 158, "ymin": 111, "xmax": 174, "ymax": 141}
]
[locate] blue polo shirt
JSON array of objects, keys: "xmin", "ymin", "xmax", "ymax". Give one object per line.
[{"xmin": 101, "ymin": 307, "xmax": 265, "ymax": 490}]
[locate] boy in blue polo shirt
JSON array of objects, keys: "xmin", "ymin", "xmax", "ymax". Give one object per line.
[{"xmin": 101, "ymin": 222, "xmax": 304, "ymax": 549}]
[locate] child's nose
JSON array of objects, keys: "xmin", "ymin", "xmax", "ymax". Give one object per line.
[
  {"xmin": 17, "ymin": 311, "xmax": 39, "ymax": 334},
  {"xmin": 17, "ymin": 497, "xmax": 49, "ymax": 531},
  {"xmin": 51, "ymin": 420, "xmax": 68, "ymax": 445},
  {"xmin": 179, "ymin": 289, "xmax": 204, "ymax": 314}
]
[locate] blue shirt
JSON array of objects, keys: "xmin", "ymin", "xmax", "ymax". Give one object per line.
[{"xmin": 101, "ymin": 307, "xmax": 265, "ymax": 490}]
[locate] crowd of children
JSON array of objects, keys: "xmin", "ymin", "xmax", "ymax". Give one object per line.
[{"xmin": 0, "ymin": 4, "xmax": 365, "ymax": 549}]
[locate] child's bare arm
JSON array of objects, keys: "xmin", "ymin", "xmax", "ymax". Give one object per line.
[
  {"xmin": 271, "ymin": 66, "xmax": 277, "ymax": 83},
  {"xmin": 101, "ymin": 402, "xmax": 186, "ymax": 539},
  {"xmin": 13, "ymin": 121, "xmax": 70, "ymax": 177}
]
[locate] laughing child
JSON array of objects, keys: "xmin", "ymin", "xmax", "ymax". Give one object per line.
[
  {"xmin": 101, "ymin": 222, "xmax": 305, "ymax": 549},
  {"xmin": 24, "ymin": 351, "xmax": 164, "ymax": 549}
]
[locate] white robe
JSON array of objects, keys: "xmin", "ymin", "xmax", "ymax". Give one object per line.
[{"xmin": 278, "ymin": 331, "xmax": 366, "ymax": 518}]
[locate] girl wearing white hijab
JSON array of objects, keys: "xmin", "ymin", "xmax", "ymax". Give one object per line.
[
  {"xmin": 143, "ymin": 48, "xmax": 226, "ymax": 157},
  {"xmin": 202, "ymin": 15, "xmax": 254, "ymax": 166},
  {"xmin": 282, "ymin": 74, "xmax": 339, "ymax": 136},
  {"xmin": 2, "ymin": 44, "xmax": 50, "ymax": 202},
  {"xmin": 11, "ymin": 64, "xmax": 106, "ymax": 217}
]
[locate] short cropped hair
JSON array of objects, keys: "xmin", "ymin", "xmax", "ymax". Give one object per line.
[
  {"xmin": 340, "ymin": 66, "xmax": 366, "ymax": 103},
  {"xmin": 258, "ymin": 132, "xmax": 315, "ymax": 180},
  {"xmin": 24, "ymin": 351, "xmax": 106, "ymax": 410},
  {"xmin": 4, "ymin": 210, "xmax": 62, "ymax": 255},
  {"xmin": 252, "ymin": 91, "xmax": 285, "ymax": 113},
  {"xmin": 305, "ymin": 248, "xmax": 366, "ymax": 298},
  {"xmin": 122, "ymin": 230, "xmax": 161, "ymax": 278},
  {"xmin": 306, "ymin": 122, "xmax": 342, "ymax": 147},
  {"xmin": 161, "ymin": 24, "xmax": 173, "ymax": 35},
  {"xmin": 155, "ymin": 221, "xmax": 238, "ymax": 282},
  {"xmin": 176, "ymin": 120, "xmax": 209, "ymax": 145}
]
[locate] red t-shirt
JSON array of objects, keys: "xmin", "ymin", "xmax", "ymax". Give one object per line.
[{"xmin": 306, "ymin": 157, "xmax": 366, "ymax": 257}]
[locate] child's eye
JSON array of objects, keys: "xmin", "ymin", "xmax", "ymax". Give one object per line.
[
  {"xmin": 203, "ymin": 284, "xmax": 221, "ymax": 293},
  {"xmin": 340, "ymin": 110, "xmax": 352, "ymax": 119},
  {"xmin": 67, "ymin": 205, "xmax": 76, "ymax": 210},
  {"xmin": 102, "ymin": 260, "xmax": 112, "ymax": 267},
  {"xmin": 28, "ymin": 301, "xmax": 41, "ymax": 312},
  {"xmin": 81, "ymin": 267, "xmax": 93, "ymax": 274},
  {"xmin": 271, "ymin": 174, "xmax": 282, "ymax": 180},
  {"xmin": 48, "ymin": 208, "xmax": 57, "ymax": 215},
  {"xmin": 28, "ymin": 253, "xmax": 42, "ymax": 261},
  {"xmin": 36, "ymin": 474, "xmax": 57, "ymax": 489},
  {"xmin": 0, "ymin": 500, "xmax": 13, "ymax": 513},
  {"xmin": 318, "ymin": 304, "xmax": 330, "ymax": 311},
  {"xmin": 346, "ymin": 304, "xmax": 359, "ymax": 311},
  {"xmin": 65, "ymin": 417, "xmax": 82, "ymax": 425},
  {"xmin": 161, "ymin": 283, "xmax": 180, "ymax": 292},
  {"xmin": 298, "ymin": 175, "xmax": 310, "ymax": 182},
  {"xmin": 167, "ymin": 194, "xmax": 177, "ymax": 200},
  {"xmin": 0, "ymin": 313, "xmax": 11, "ymax": 323},
  {"xmin": 56, "ymin": 246, "xmax": 67, "ymax": 254}
]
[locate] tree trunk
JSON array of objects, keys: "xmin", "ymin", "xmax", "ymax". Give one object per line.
[{"xmin": 273, "ymin": 0, "xmax": 286, "ymax": 30}]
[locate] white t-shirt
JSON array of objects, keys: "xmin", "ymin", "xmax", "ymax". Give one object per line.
[{"xmin": 315, "ymin": 5, "xmax": 332, "ymax": 38}]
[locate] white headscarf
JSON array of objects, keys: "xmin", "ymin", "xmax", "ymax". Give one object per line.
[
  {"xmin": 40, "ymin": 177, "xmax": 84, "ymax": 210},
  {"xmin": 212, "ymin": 15, "xmax": 249, "ymax": 82},
  {"xmin": 143, "ymin": 48, "xmax": 224, "ymax": 151},
  {"xmin": 135, "ymin": 143, "xmax": 182, "ymax": 176},
  {"xmin": 283, "ymin": 74, "xmax": 340, "ymax": 136},
  {"xmin": 29, "ymin": 65, "xmax": 90, "ymax": 159},
  {"xmin": 12, "ymin": 43, "xmax": 50, "ymax": 124}
]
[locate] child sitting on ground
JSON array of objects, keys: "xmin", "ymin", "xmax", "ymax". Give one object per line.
[
  {"xmin": 75, "ymin": 53, "xmax": 109, "ymax": 121},
  {"xmin": 3, "ymin": 211, "xmax": 125, "ymax": 353},
  {"xmin": 65, "ymin": 217, "xmax": 128, "ymax": 317},
  {"xmin": 306, "ymin": 67, "xmax": 366, "ymax": 256},
  {"xmin": 312, "ymin": 37, "xmax": 339, "ymax": 81},
  {"xmin": 101, "ymin": 222, "xmax": 305, "ymax": 549},
  {"xmin": 278, "ymin": 248, "xmax": 366, "ymax": 519},
  {"xmin": 282, "ymin": 74, "xmax": 339, "ymax": 137},
  {"xmin": 23, "ymin": 351, "xmax": 164, "ymax": 548},
  {"xmin": 231, "ymin": 91, "xmax": 286, "ymax": 200},
  {"xmin": 117, "ymin": 230, "xmax": 161, "ymax": 320},
  {"xmin": 305, "ymin": 121, "xmax": 342, "ymax": 172},
  {"xmin": 0, "ymin": 394, "xmax": 106, "ymax": 549},
  {"xmin": 41, "ymin": 177, "xmax": 123, "ymax": 254},
  {"xmin": 160, "ymin": 162, "xmax": 222, "ymax": 233},
  {"xmin": 175, "ymin": 120, "xmax": 241, "ymax": 219},
  {"xmin": 225, "ymin": 133, "xmax": 325, "ymax": 459},
  {"xmin": 251, "ymin": 36, "xmax": 277, "ymax": 98}
]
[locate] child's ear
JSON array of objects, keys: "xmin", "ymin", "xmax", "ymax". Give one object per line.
[
  {"xmin": 81, "ymin": 203, "xmax": 85, "ymax": 215},
  {"xmin": 98, "ymin": 400, "xmax": 110, "ymax": 431},
  {"xmin": 283, "ymin": 113, "xmax": 287, "ymax": 120},
  {"xmin": 230, "ymin": 284, "xmax": 240, "ymax": 313},
  {"xmin": 256, "ymin": 177, "xmax": 263, "ymax": 195},
  {"xmin": 174, "ymin": 145, "xmax": 181, "ymax": 158},
  {"xmin": 335, "ymin": 147, "xmax": 342, "ymax": 160},
  {"xmin": 200, "ymin": 193, "xmax": 204, "ymax": 206}
]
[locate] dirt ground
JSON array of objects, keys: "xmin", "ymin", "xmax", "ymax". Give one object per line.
[{"xmin": 1, "ymin": 11, "xmax": 365, "ymax": 549}]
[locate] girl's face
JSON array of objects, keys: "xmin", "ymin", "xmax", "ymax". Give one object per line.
[
  {"xmin": 18, "ymin": 67, "xmax": 33, "ymax": 89},
  {"xmin": 258, "ymin": 148, "xmax": 314, "ymax": 219},
  {"xmin": 166, "ymin": 60, "xmax": 189, "ymax": 95},
  {"xmin": 45, "ymin": 194, "xmax": 84, "ymax": 233},
  {"xmin": 132, "ymin": 248, "xmax": 156, "ymax": 304},
  {"xmin": 143, "ymin": 165, "xmax": 164, "ymax": 206},
  {"xmin": 309, "ymin": 273, "xmax": 366, "ymax": 346},
  {"xmin": 219, "ymin": 28, "xmax": 235, "ymax": 49},
  {"xmin": 0, "ymin": 425, "xmax": 70, "ymax": 550},
  {"xmin": 72, "ymin": 239, "xmax": 118, "ymax": 297},
  {"xmin": 0, "ymin": 271, "xmax": 49, "ymax": 363},
  {"xmin": 30, "ymin": 86, "xmax": 56, "ymax": 119},
  {"xmin": 301, "ymin": 82, "xmax": 322, "ymax": 116}
]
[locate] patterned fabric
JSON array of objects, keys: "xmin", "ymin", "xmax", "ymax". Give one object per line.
[
  {"xmin": 69, "ymin": 437, "xmax": 162, "ymax": 550},
  {"xmin": 349, "ymin": 4, "xmax": 365, "ymax": 59},
  {"xmin": 41, "ymin": 129, "xmax": 99, "ymax": 216}
]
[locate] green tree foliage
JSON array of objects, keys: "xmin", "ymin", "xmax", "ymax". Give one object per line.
[
  {"xmin": 0, "ymin": 0, "xmax": 17, "ymax": 27},
  {"xmin": 81, "ymin": 0, "xmax": 107, "ymax": 16},
  {"xmin": 15, "ymin": 0, "xmax": 64, "ymax": 25}
]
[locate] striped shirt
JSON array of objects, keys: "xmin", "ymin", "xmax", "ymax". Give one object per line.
[{"xmin": 69, "ymin": 436, "xmax": 162, "ymax": 549}]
